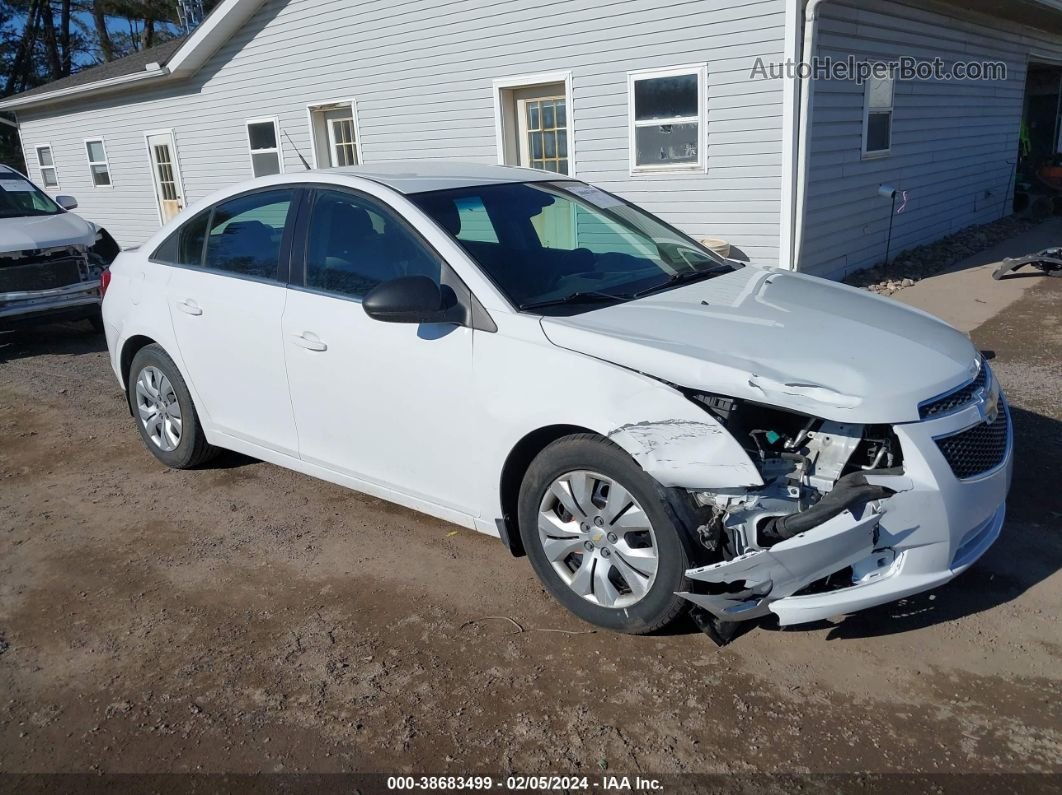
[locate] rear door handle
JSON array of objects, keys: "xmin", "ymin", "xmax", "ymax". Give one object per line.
[
  {"xmin": 291, "ymin": 332, "xmax": 327, "ymax": 352},
  {"xmin": 177, "ymin": 299, "xmax": 203, "ymax": 316}
]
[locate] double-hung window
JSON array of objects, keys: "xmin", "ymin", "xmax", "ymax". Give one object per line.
[
  {"xmin": 863, "ymin": 70, "xmax": 894, "ymax": 157},
  {"xmin": 35, "ymin": 145, "xmax": 59, "ymax": 188},
  {"xmin": 246, "ymin": 117, "xmax": 284, "ymax": 177},
  {"xmin": 85, "ymin": 138, "xmax": 112, "ymax": 186},
  {"xmin": 628, "ymin": 65, "xmax": 707, "ymax": 172}
]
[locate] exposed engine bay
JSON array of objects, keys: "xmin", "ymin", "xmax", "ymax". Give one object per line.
[{"xmin": 677, "ymin": 393, "xmax": 908, "ymax": 640}]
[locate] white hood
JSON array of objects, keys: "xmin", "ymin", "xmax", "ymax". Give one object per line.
[
  {"xmin": 0, "ymin": 212, "xmax": 96, "ymax": 252},
  {"xmin": 540, "ymin": 266, "xmax": 978, "ymax": 424}
]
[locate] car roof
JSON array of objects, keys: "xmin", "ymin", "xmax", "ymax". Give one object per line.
[{"xmin": 318, "ymin": 161, "xmax": 560, "ymax": 194}]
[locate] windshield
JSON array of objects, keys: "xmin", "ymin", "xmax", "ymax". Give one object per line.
[
  {"xmin": 0, "ymin": 173, "xmax": 63, "ymax": 218},
  {"xmin": 409, "ymin": 180, "xmax": 735, "ymax": 312}
]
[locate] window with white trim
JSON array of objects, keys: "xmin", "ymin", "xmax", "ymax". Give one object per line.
[
  {"xmin": 84, "ymin": 138, "xmax": 112, "ymax": 186},
  {"xmin": 862, "ymin": 71, "xmax": 894, "ymax": 157},
  {"xmin": 628, "ymin": 65, "xmax": 706, "ymax": 171},
  {"xmin": 246, "ymin": 117, "xmax": 283, "ymax": 177},
  {"xmin": 35, "ymin": 144, "xmax": 59, "ymax": 188},
  {"xmin": 307, "ymin": 100, "xmax": 361, "ymax": 168}
]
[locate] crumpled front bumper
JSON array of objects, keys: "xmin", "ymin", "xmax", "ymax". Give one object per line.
[
  {"xmin": 0, "ymin": 281, "xmax": 101, "ymax": 325},
  {"xmin": 680, "ymin": 398, "xmax": 1013, "ymax": 626}
]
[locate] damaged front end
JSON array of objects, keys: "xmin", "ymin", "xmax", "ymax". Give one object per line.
[
  {"xmin": 0, "ymin": 228, "xmax": 119, "ymax": 329},
  {"xmin": 675, "ymin": 394, "xmax": 910, "ymax": 633}
]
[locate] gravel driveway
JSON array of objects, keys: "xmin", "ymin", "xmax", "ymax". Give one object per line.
[{"xmin": 0, "ymin": 279, "xmax": 1059, "ymax": 777}]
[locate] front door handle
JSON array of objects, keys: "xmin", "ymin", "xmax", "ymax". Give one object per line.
[
  {"xmin": 291, "ymin": 332, "xmax": 327, "ymax": 352},
  {"xmin": 177, "ymin": 299, "xmax": 202, "ymax": 316}
]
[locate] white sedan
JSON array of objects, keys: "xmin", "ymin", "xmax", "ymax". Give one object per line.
[{"xmin": 101, "ymin": 163, "xmax": 1011, "ymax": 641}]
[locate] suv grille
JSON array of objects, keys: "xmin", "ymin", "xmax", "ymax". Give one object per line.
[
  {"xmin": 0, "ymin": 256, "xmax": 83, "ymax": 293},
  {"xmin": 920, "ymin": 365, "xmax": 988, "ymax": 419},
  {"xmin": 935, "ymin": 405, "xmax": 1009, "ymax": 479}
]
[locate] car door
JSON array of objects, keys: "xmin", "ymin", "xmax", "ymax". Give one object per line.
[
  {"xmin": 281, "ymin": 186, "xmax": 480, "ymax": 514},
  {"xmin": 164, "ymin": 187, "xmax": 301, "ymax": 456}
]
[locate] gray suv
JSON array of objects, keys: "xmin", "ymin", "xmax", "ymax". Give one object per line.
[{"xmin": 0, "ymin": 165, "xmax": 118, "ymax": 330}]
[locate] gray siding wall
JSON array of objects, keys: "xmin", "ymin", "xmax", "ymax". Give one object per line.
[
  {"xmin": 16, "ymin": 0, "xmax": 788, "ymax": 262},
  {"xmin": 800, "ymin": 0, "xmax": 1062, "ymax": 278}
]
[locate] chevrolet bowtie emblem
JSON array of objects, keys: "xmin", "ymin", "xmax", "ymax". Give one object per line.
[{"xmin": 976, "ymin": 380, "xmax": 1001, "ymax": 425}]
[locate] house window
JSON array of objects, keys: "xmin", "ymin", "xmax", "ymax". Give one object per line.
[
  {"xmin": 84, "ymin": 138, "xmax": 112, "ymax": 186},
  {"xmin": 629, "ymin": 65, "xmax": 706, "ymax": 172},
  {"xmin": 307, "ymin": 100, "xmax": 361, "ymax": 168},
  {"xmin": 246, "ymin": 117, "xmax": 283, "ymax": 177},
  {"xmin": 34, "ymin": 145, "xmax": 59, "ymax": 188},
  {"xmin": 863, "ymin": 71, "xmax": 894, "ymax": 157}
]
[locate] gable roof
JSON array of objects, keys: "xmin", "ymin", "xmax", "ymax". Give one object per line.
[{"xmin": 0, "ymin": 0, "xmax": 266, "ymax": 112}]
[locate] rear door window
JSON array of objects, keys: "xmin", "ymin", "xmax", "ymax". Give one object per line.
[
  {"xmin": 151, "ymin": 209, "xmax": 209, "ymax": 266},
  {"xmin": 203, "ymin": 190, "xmax": 294, "ymax": 280}
]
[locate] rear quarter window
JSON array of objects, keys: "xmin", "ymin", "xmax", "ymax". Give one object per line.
[{"xmin": 151, "ymin": 210, "xmax": 210, "ymax": 267}]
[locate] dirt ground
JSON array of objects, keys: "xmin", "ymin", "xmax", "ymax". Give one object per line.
[{"xmin": 0, "ymin": 278, "xmax": 1059, "ymax": 779}]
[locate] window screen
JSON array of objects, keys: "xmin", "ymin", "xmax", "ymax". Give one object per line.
[
  {"xmin": 247, "ymin": 119, "xmax": 282, "ymax": 177},
  {"xmin": 36, "ymin": 146, "xmax": 59, "ymax": 188},
  {"xmin": 863, "ymin": 72, "xmax": 894, "ymax": 156},
  {"xmin": 866, "ymin": 112, "xmax": 892, "ymax": 153},
  {"xmin": 633, "ymin": 74, "xmax": 699, "ymax": 121},
  {"xmin": 630, "ymin": 68, "xmax": 704, "ymax": 169},
  {"xmin": 85, "ymin": 139, "xmax": 111, "ymax": 186}
]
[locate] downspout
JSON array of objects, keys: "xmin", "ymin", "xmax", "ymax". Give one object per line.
[{"xmin": 789, "ymin": 0, "xmax": 832, "ymax": 272}]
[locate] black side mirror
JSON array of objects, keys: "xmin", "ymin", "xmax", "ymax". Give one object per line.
[{"xmin": 362, "ymin": 275, "xmax": 463, "ymax": 325}]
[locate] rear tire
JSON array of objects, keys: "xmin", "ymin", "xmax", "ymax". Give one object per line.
[
  {"xmin": 128, "ymin": 344, "xmax": 218, "ymax": 469},
  {"xmin": 518, "ymin": 434, "xmax": 694, "ymax": 634}
]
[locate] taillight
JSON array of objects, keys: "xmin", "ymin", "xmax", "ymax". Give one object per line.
[{"xmin": 100, "ymin": 268, "xmax": 112, "ymax": 299}]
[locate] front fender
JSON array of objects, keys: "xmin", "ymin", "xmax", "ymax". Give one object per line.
[
  {"xmin": 476, "ymin": 317, "xmax": 762, "ymax": 503},
  {"xmin": 606, "ymin": 415, "xmax": 762, "ymax": 489}
]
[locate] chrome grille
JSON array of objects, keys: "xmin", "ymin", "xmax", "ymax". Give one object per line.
[
  {"xmin": 935, "ymin": 405, "xmax": 1009, "ymax": 480},
  {"xmin": 920, "ymin": 364, "xmax": 988, "ymax": 419}
]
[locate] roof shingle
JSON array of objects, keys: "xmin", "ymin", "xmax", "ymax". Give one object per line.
[{"xmin": 7, "ymin": 38, "xmax": 186, "ymax": 101}]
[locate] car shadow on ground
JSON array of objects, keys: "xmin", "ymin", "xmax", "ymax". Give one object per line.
[{"xmin": 0, "ymin": 320, "xmax": 106, "ymax": 363}]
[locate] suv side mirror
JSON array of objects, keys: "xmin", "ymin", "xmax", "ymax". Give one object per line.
[
  {"xmin": 55, "ymin": 195, "xmax": 78, "ymax": 210},
  {"xmin": 362, "ymin": 275, "xmax": 463, "ymax": 325}
]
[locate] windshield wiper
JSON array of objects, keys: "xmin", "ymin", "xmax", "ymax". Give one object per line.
[
  {"xmin": 632, "ymin": 264, "xmax": 732, "ymax": 298},
  {"xmin": 518, "ymin": 290, "xmax": 629, "ymax": 311}
]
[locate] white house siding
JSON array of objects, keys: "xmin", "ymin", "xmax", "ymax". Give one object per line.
[
  {"xmin": 800, "ymin": 0, "xmax": 1062, "ymax": 278},
  {"xmin": 15, "ymin": 0, "xmax": 788, "ymax": 262}
]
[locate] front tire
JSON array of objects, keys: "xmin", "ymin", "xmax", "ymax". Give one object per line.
[
  {"xmin": 128, "ymin": 344, "xmax": 217, "ymax": 469},
  {"xmin": 518, "ymin": 434, "xmax": 695, "ymax": 634}
]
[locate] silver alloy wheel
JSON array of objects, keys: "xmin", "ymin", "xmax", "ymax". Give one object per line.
[
  {"xmin": 135, "ymin": 365, "xmax": 183, "ymax": 452},
  {"xmin": 537, "ymin": 469, "xmax": 659, "ymax": 609}
]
